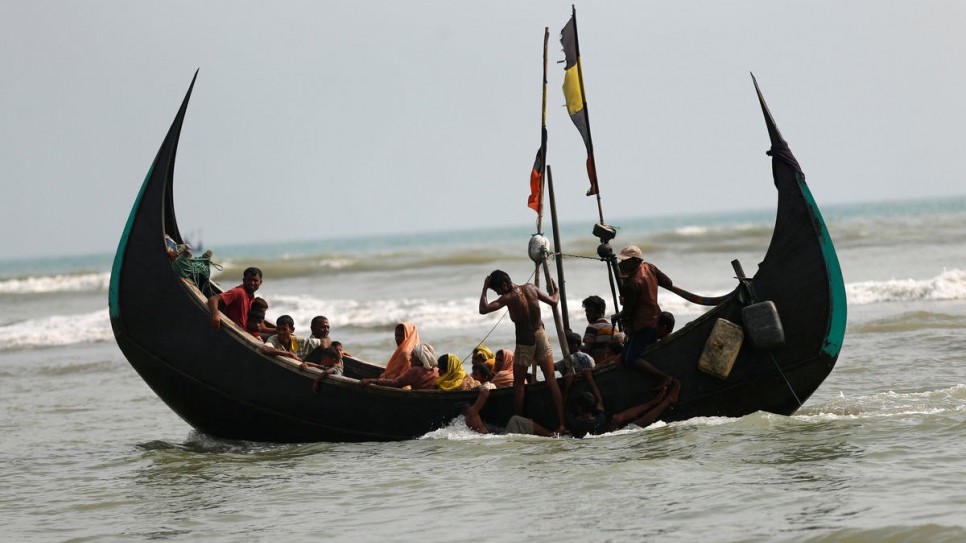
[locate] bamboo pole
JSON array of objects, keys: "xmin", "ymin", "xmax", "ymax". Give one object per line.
[
  {"xmin": 546, "ymin": 165, "xmax": 569, "ymax": 331},
  {"xmin": 543, "ymin": 257, "xmax": 570, "ymax": 364},
  {"xmin": 534, "ymin": 27, "xmax": 549, "ymax": 289}
]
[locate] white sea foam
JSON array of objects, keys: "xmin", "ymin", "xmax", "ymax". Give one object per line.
[
  {"xmin": 666, "ymin": 415, "xmax": 739, "ymax": 429},
  {"xmin": 0, "ymin": 272, "xmax": 110, "ymax": 294},
  {"xmin": 0, "ymin": 309, "xmax": 113, "ymax": 350},
  {"xmin": 419, "ymin": 418, "xmax": 507, "ymax": 441},
  {"xmin": 420, "ymin": 416, "xmax": 668, "ymax": 440},
  {"xmin": 846, "ymin": 269, "xmax": 966, "ymax": 304},
  {"xmin": 795, "ymin": 384, "xmax": 966, "ymax": 422}
]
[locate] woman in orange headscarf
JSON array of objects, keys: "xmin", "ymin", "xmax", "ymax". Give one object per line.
[
  {"xmin": 380, "ymin": 322, "xmax": 419, "ymax": 380},
  {"xmin": 490, "ymin": 348, "xmax": 515, "ymax": 388}
]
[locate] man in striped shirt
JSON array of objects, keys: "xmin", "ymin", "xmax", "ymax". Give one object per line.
[{"xmin": 581, "ymin": 295, "xmax": 613, "ymax": 360}]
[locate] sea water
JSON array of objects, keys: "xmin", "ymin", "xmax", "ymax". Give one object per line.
[{"xmin": 2, "ymin": 196, "xmax": 965, "ymax": 542}]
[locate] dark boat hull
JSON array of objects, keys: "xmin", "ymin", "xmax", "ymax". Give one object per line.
[{"xmin": 109, "ymin": 73, "xmax": 845, "ymax": 442}]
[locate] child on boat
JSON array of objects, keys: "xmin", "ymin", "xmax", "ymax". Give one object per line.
[
  {"xmin": 310, "ymin": 347, "xmax": 345, "ymax": 392},
  {"xmin": 246, "ymin": 309, "xmax": 266, "ymax": 341}
]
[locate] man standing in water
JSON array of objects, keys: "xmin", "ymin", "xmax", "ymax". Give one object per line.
[{"xmin": 479, "ymin": 269, "xmax": 566, "ymax": 434}]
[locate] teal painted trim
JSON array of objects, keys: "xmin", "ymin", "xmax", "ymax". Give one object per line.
[
  {"xmin": 797, "ymin": 173, "xmax": 847, "ymax": 357},
  {"xmin": 109, "ymin": 164, "xmax": 155, "ymax": 319}
]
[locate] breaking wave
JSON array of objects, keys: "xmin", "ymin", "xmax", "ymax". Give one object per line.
[
  {"xmin": 3, "ymin": 267, "xmax": 963, "ymax": 349},
  {"xmin": 0, "ymin": 309, "xmax": 113, "ymax": 350},
  {"xmin": 0, "ymin": 272, "xmax": 110, "ymax": 295}
]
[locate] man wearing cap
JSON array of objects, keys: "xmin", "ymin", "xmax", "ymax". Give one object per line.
[{"xmin": 615, "ymin": 245, "xmax": 673, "ymax": 368}]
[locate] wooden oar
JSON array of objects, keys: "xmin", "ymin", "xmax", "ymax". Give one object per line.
[{"xmin": 666, "ymin": 285, "xmax": 733, "ymax": 306}]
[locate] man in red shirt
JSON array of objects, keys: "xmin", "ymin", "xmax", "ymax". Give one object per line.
[
  {"xmin": 208, "ymin": 267, "xmax": 263, "ymax": 331},
  {"xmin": 615, "ymin": 246, "xmax": 672, "ymax": 369}
]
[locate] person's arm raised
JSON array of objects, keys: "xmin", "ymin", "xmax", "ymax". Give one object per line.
[
  {"xmin": 536, "ymin": 279, "xmax": 559, "ymax": 306},
  {"xmin": 479, "ymin": 275, "xmax": 508, "ymax": 314}
]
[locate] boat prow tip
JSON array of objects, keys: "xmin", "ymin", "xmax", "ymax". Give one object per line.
[{"xmin": 750, "ymin": 73, "xmax": 785, "ymax": 146}]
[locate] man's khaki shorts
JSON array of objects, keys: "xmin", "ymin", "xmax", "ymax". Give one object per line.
[{"xmin": 514, "ymin": 328, "xmax": 552, "ymax": 367}]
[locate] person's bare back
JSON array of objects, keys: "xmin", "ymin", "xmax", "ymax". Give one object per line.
[{"xmin": 507, "ymin": 284, "xmax": 544, "ymax": 344}]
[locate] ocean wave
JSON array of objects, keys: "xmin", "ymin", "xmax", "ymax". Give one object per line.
[
  {"xmin": 850, "ymin": 310, "xmax": 966, "ymax": 334},
  {"xmin": 8, "ymin": 270, "xmax": 960, "ymax": 350},
  {"xmin": 846, "ymin": 269, "xmax": 966, "ymax": 304},
  {"xmin": 149, "ymin": 220, "xmax": 783, "ymax": 281},
  {"xmin": 0, "ymin": 309, "xmax": 113, "ymax": 350},
  {"xmin": 211, "ymin": 250, "xmax": 515, "ymax": 281},
  {"xmin": 0, "ymin": 272, "xmax": 110, "ymax": 295},
  {"xmin": 796, "ymin": 385, "xmax": 966, "ymax": 421}
]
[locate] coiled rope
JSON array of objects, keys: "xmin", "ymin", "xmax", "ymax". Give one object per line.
[{"xmin": 171, "ymin": 253, "xmax": 222, "ymax": 297}]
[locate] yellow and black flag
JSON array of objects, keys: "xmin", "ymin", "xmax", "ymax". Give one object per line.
[{"xmin": 561, "ymin": 7, "xmax": 599, "ymax": 196}]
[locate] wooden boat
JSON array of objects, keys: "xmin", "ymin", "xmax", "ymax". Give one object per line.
[{"xmin": 109, "ymin": 72, "xmax": 846, "ymax": 442}]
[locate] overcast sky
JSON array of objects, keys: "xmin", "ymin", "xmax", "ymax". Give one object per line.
[{"xmin": 1, "ymin": 1, "xmax": 964, "ymax": 260}]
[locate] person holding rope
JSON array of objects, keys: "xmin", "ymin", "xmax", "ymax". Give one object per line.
[{"xmin": 479, "ymin": 269, "xmax": 566, "ymax": 434}]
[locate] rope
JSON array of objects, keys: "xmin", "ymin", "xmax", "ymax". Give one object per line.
[
  {"xmin": 739, "ymin": 279, "xmax": 803, "ymax": 409},
  {"xmin": 556, "ymin": 252, "xmax": 599, "ymax": 261},
  {"xmin": 772, "ymin": 352, "xmax": 804, "ymax": 408},
  {"xmin": 171, "ymin": 253, "xmax": 222, "ymax": 297}
]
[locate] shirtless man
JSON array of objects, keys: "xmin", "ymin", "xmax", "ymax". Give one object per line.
[{"xmin": 479, "ymin": 269, "xmax": 566, "ymax": 434}]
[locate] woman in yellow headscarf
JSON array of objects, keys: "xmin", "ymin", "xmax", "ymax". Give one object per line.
[
  {"xmin": 380, "ymin": 322, "xmax": 419, "ymax": 380},
  {"xmin": 435, "ymin": 354, "xmax": 480, "ymax": 391},
  {"xmin": 471, "ymin": 345, "xmax": 496, "ymax": 371},
  {"xmin": 490, "ymin": 348, "xmax": 515, "ymax": 388}
]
